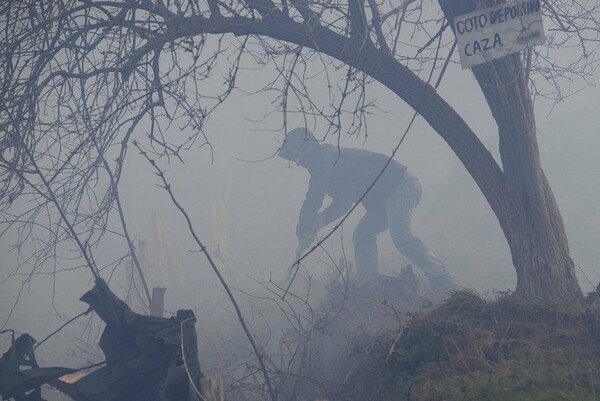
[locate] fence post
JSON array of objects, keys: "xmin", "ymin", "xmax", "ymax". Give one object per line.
[{"xmin": 200, "ymin": 376, "xmax": 225, "ymax": 401}]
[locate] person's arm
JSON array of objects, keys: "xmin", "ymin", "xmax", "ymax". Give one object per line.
[
  {"xmin": 317, "ymin": 197, "xmax": 353, "ymax": 227},
  {"xmin": 296, "ymin": 174, "xmax": 326, "ymax": 239}
]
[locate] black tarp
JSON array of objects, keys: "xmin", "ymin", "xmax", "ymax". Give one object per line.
[
  {"xmin": 0, "ymin": 333, "xmax": 74, "ymax": 400},
  {"xmin": 0, "ymin": 279, "xmax": 203, "ymax": 401}
]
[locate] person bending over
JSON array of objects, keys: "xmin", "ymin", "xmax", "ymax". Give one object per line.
[{"xmin": 279, "ymin": 127, "xmax": 456, "ymax": 294}]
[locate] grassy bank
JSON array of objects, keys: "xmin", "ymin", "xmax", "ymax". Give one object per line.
[{"xmin": 335, "ymin": 290, "xmax": 600, "ymax": 401}]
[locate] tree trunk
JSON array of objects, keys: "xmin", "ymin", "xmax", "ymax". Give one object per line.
[
  {"xmin": 473, "ymin": 56, "xmax": 581, "ymax": 299},
  {"xmin": 438, "ymin": 0, "xmax": 582, "ymax": 300}
]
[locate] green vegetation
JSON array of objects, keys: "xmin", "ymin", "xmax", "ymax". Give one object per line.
[{"xmin": 337, "ymin": 290, "xmax": 600, "ymax": 401}]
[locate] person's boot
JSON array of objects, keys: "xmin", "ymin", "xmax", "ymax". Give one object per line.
[
  {"xmin": 428, "ymin": 272, "xmax": 457, "ymax": 300},
  {"xmin": 355, "ymin": 267, "xmax": 379, "ymax": 284}
]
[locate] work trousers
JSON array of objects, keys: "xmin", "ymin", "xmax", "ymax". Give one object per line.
[{"xmin": 352, "ymin": 172, "xmax": 448, "ymax": 279}]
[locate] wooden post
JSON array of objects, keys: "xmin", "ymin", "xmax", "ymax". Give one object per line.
[
  {"xmin": 200, "ymin": 376, "xmax": 225, "ymax": 401},
  {"xmin": 124, "ymin": 244, "xmax": 147, "ymax": 314},
  {"xmin": 150, "ymin": 287, "xmax": 167, "ymax": 317}
]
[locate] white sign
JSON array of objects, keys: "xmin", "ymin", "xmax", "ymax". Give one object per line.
[{"xmin": 453, "ymin": 0, "xmax": 545, "ymax": 69}]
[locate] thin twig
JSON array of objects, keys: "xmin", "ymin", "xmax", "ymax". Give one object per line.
[
  {"xmin": 134, "ymin": 141, "xmax": 278, "ymax": 401},
  {"xmin": 180, "ymin": 317, "xmax": 207, "ymax": 401},
  {"xmin": 33, "ymin": 308, "xmax": 92, "ymax": 351}
]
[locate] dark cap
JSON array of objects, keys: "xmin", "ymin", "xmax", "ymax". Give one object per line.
[{"xmin": 279, "ymin": 128, "xmax": 319, "ymax": 161}]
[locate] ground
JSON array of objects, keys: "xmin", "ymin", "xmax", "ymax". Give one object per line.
[{"xmin": 326, "ymin": 289, "xmax": 600, "ymax": 401}]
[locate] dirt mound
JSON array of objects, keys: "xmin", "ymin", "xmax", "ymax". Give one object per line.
[{"xmin": 326, "ymin": 266, "xmax": 433, "ymax": 317}]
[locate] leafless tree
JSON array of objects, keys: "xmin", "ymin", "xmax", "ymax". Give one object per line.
[
  {"xmin": 3, "ymin": 1, "xmax": 599, "ymax": 399},
  {"xmin": 1, "ymin": 0, "xmax": 599, "ymax": 344}
]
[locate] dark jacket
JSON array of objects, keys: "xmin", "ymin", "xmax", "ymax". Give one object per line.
[{"xmin": 296, "ymin": 144, "xmax": 407, "ymax": 238}]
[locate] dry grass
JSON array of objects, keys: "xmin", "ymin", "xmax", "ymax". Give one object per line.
[{"xmin": 331, "ymin": 290, "xmax": 600, "ymax": 401}]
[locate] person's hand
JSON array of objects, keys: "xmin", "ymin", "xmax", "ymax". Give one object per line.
[
  {"xmin": 286, "ymin": 233, "xmax": 315, "ymax": 282},
  {"xmin": 315, "ymin": 216, "xmax": 324, "ymax": 231},
  {"xmin": 295, "ymin": 232, "xmax": 315, "ymax": 260}
]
